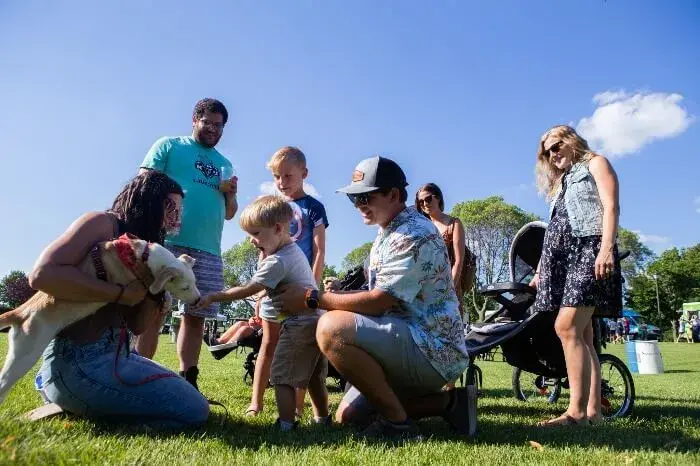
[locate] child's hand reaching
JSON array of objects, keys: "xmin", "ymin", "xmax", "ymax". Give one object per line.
[{"xmin": 191, "ymin": 294, "xmax": 215, "ymax": 311}]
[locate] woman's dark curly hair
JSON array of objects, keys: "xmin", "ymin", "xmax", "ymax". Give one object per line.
[
  {"xmin": 415, "ymin": 183, "xmax": 445, "ymax": 218},
  {"xmin": 110, "ymin": 171, "xmax": 184, "ymax": 244}
]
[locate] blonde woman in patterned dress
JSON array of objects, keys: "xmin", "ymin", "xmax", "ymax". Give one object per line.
[{"xmin": 531, "ymin": 125, "xmax": 622, "ymax": 427}]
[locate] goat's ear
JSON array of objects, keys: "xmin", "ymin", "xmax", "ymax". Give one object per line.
[
  {"xmin": 179, "ymin": 254, "xmax": 196, "ymax": 268},
  {"xmin": 149, "ymin": 267, "xmax": 180, "ymax": 294}
]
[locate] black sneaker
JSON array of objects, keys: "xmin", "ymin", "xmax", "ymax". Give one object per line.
[
  {"xmin": 202, "ymin": 334, "xmax": 219, "ymax": 346},
  {"xmin": 443, "ymin": 385, "xmax": 477, "ymax": 437},
  {"xmin": 275, "ymin": 418, "xmax": 300, "ymax": 432},
  {"xmin": 359, "ymin": 418, "xmax": 423, "ymax": 443},
  {"xmin": 179, "ymin": 366, "xmax": 199, "ymax": 391},
  {"xmin": 208, "ymin": 341, "xmax": 239, "ymax": 360},
  {"xmin": 313, "ymin": 415, "xmax": 333, "ymax": 426}
]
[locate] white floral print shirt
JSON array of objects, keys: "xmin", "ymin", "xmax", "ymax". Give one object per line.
[{"xmin": 368, "ymin": 207, "xmax": 469, "ymax": 382}]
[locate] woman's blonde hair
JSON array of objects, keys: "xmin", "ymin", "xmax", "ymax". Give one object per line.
[
  {"xmin": 239, "ymin": 195, "xmax": 293, "ymax": 230},
  {"xmin": 535, "ymin": 125, "xmax": 601, "ymax": 201}
]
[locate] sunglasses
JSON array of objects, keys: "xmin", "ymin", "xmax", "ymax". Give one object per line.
[
  {"xmin": 547, "ymin": 141, "xmax": 564, "ymax": 157},
  {"xmin": 418, "ymin": 194, "xmax": 434, "ymax": 206},
  {"xmin": 347, "ymin": 191, "xmax": 379, "ymax": 207}
]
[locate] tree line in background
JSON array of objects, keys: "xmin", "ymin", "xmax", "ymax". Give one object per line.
[
  {"xmin": 333, "ymin": 196, "xmax": 698, "ymax": 329},
  {"xmin": 2, "ymin": 196, "xmax": 698, "ymax": 331}
]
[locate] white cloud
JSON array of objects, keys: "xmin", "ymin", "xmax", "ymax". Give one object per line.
[
  {"xmin": 632, "ymin": 230, "xmax": 670, "ymax": 245},
  {"xmin": 694, "ymin": 196, "xmax": 700, "ymax": 214},
  {"xmin": 592, "ymin": 90, "xmax": 628, "ymax": 105},
  {"xmin": 576, "ymin": 90, "xmax": 693, "ymax": 157},
  {"xmin": 258, "ymin": 181, "xmax": 279, "ymax": 196},
  {"xmin": 258, "ymin": 181, "xmax": 322, "ymax": 198}
]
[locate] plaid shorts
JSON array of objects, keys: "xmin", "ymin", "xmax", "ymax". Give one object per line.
[{"xmin": 167, "ymin": 245, "xmax": 224, "ymax": 319}]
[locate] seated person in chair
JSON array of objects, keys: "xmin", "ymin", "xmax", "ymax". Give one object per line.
[{"xmin": 204, "ymin": 292, "xmax": 264, "ymax": 360}]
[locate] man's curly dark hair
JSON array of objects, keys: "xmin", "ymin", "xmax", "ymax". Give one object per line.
[{"xmin": 193, "ymin": 98, "xmax": 228, "ymax": 125}]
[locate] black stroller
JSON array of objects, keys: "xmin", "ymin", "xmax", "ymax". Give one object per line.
[
  {"xmin": 464, "ymin": 221, "xmax": 635, "ymax": 420},
  {"xmin": 232, "ymin": 268, "xmax": 368, "ymax": 390}
]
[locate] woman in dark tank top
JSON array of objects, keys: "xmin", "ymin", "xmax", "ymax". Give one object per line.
[
  {"xmin": 30, "ymin": 171, "xmax": 209, "ymax": 430},
  {"xmin": 415, "ymin": 183, "xmax": 473, "ymax": 319}
]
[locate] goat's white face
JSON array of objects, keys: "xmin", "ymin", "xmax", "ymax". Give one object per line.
[{"xmin": 149, "ymin": 254, "xmax": 200, "ymax": 304}]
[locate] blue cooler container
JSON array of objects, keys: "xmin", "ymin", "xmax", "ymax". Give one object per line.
[{"xmin": 625, "ymin": 340, "xmax": 638, "ymax": 373}]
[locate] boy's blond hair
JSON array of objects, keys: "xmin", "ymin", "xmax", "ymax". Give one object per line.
[
  {"xmin": 239, "ymin": 195, "xmax": 293, "ymax": 230},
  {"xmin": 266, "ymin": 146, "xmax": 307, "ymax": 172}
]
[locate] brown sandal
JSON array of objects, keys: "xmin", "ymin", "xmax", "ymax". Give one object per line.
[
  {"xmin": 538, "ymin": 414, "xmax": 590, "ymax": 427},
  {"xmin": 245, "ymin": 407, "xmax": 262, "ymax": 417}
]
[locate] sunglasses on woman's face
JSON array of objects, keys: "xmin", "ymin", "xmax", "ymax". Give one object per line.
[
  {"xmin": 418, "ymin": 194, "xmax": 434, "ymax": 206},
  {"xmin": 547, "ymin": 141, "xmax": 564, "ymax": 157},
  {"xmin": 347, "ymin": 191, "xmax": 379, "ymax": 207}
]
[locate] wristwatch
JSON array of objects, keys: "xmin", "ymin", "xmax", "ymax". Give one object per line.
[{"xmin": 305, "ymin": 288, "xmax": 320, "ymax": 310}]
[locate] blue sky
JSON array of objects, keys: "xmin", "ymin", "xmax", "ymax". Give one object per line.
[{"xmin": 1, "ymin": 0, "xmax": 698, "ymax": 278}]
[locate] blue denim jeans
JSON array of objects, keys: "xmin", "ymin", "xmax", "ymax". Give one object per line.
[{"xmin": 36, "ymin": 328, "xmax": 209, "ymax": 430}]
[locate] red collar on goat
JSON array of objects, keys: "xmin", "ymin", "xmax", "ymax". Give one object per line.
[{"xmin": 111, "ymin": 233, "xmax": 154, "ymax": 288}]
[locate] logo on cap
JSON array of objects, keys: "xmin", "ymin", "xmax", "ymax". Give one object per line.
[{"xmin": 352, "ymin": 170, "xmax": 365, "ymax": 182}]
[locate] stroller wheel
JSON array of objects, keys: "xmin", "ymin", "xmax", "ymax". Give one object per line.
[
  {"xmin": 599, "ymin": 353, "xmax": 635, "ymax": 419},
  {"xmin": 461, "ymin": 365, "xmax": 483, "ymax": 395},
  {"xmin": 512, "ymin": 368, "xmax": 562, "ymax": 403}
]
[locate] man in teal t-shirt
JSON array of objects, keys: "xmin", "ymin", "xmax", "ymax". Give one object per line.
[{"xmin": 139, "ymin": 98, "xmax": 237, "ymax": 391}]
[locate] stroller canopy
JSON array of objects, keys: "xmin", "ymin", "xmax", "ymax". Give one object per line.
[{"xmin": 509, "ymin": 221, "xmax": 547, "ymax": 284}]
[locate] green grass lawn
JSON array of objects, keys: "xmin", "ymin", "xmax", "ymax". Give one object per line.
[{"xmin": 0, "ymin": 336, "xmax": 698, "ymax": 465}]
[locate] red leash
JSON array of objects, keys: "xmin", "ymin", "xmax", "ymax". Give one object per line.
[{"xmin": 113, "ymin": 326, "xmax": 178, "ymax": 386}]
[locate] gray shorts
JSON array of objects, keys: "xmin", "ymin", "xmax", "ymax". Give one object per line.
[
  {"xmin": 341, "ymin": 315, "xmax": 447, "ymax": 415},
  {"xmin": 167, "ymin": 245, "xmax": 224, "ymax": 319}
]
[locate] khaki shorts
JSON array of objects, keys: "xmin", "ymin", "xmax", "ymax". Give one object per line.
[{"xmin": 270, "ymin": 316, "xmax": 328, "ymax": 388}]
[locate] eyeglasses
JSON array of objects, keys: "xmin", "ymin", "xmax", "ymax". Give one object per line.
[
  {"xmin": 547, "ymin": 141, "xmax": 564, "ymax": 157},
  {"xmin": 418, "ymin": 194, "xmax": 434, "ymax": 206},
  {"xmin": 198, "ymin": 119, "xmax": 225, "ymax": 130},
  {"xmin": 347, "ymin": 191, "xmax": 379, "ymax": 207},
  {"xmin": 164, "ymin": 198, "xmax": 182, "ymax": 223}
]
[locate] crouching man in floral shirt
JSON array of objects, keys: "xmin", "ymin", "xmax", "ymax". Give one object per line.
[{"xmin": 275, "ymin": 156, "xmax": 474, "ymax": 441}]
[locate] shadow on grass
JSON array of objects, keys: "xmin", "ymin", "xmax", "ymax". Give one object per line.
[
  {"xmin": 634, "ymin": 394, "xmax": 700, "ymax": 403},
  {"xmin": 420, "ymin": 417, "xmax": 700, "ymax": 454},
  {"xmin": 633, "ymin": 404, "xmax": 700, "ymax": 421},
  {"xmin": 472, "ymin": 388, "xmax": 519, "ymax": 399},
  {"xmin": 88, "ymin": 412, "xmax": 361, "ymax": 449},
  {"xmin": 80, "ymin": 402, "xmax": 700, "ymax": 455}
]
